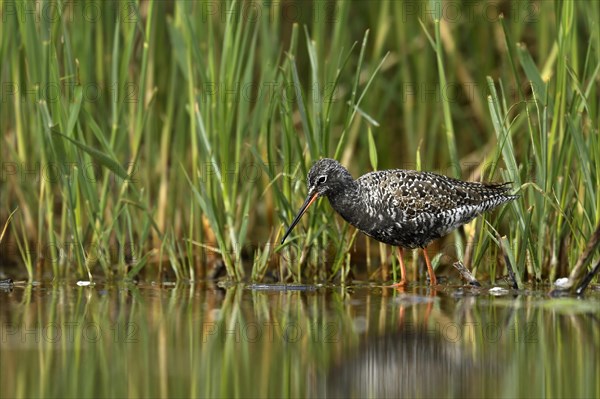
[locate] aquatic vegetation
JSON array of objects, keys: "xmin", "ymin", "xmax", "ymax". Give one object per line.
[{"xmin": 0, "ymin": 1, "xmax": 598, "ymax": 284}]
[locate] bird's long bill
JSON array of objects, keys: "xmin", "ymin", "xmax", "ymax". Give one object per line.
[{"xmin": 280, "ymin": 191, "xmax": 319, "ymax": 244}]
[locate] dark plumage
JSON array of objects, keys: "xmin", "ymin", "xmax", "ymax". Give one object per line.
[{"xmin": 281, "ymin": 158, "xmax": 517, "ymax": 285}]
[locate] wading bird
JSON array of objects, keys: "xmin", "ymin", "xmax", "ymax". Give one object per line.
[{"xmin": 281, "ymin": 158, "xmax": 517, "ymax": 285}]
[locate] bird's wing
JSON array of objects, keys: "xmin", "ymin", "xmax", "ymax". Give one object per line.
[
  {"xmin": 381, "ymin": 171, "xmax": 508, "ymax": 219},
  {"xmin": 357, "ymin": 169, "xmax": 513, "ymax": 219},
  {"xmin": 356, "ymin": 170, "xmax": 514, "ymax": 247}
]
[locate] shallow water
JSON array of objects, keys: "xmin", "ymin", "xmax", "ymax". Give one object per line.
[{"xmin": 1, "ymin": 282, "xmax": 599, "ymax": 398}]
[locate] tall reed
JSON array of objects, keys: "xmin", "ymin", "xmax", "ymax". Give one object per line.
[{"xmin": 1, "ymin": 1, "xmax": 597, "ymax": 283}]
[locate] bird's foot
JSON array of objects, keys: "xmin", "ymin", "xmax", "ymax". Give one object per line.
[{"xmin": 389, "ymin": 279, "xmax": 407, "ymax": 289}]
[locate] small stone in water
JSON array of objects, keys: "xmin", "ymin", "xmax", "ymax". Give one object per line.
[
  {"xmin": 553, "ymin": 277, "xmax": 570, "ymax": 288},
  {"xmin": 489, "ymin": 286, "xmax": 509, "ymax": 296}
]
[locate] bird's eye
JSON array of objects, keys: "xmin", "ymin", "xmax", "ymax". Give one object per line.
[{"xmin": 317, "ymin": 175, "xmax": 327, "ymax": 185}]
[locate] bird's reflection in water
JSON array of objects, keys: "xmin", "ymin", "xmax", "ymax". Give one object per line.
[{"xmin": 324, "ymin": 288, "xmax": 502, "ymax": 398}]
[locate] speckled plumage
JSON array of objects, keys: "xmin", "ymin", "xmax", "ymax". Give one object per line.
[{"xmin": 282, "ymin": 158, "xmax": 517, "ymax": 249}]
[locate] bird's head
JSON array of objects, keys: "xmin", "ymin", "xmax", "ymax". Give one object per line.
[{"xmin": 280, "ymin": 158, "xmax": 352, "ymax": 244}]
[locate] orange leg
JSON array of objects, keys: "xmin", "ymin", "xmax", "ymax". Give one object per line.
[
  {"xmin": 390, "ymin": 247, "xmax": 407, "ymax": 287},
  {"xmin": 423, "ymin": 292, "xmax": 435, "ymax": 324},
  {"xmin": 422, "ymin": 247, "xmax": 437, "ymax": 286},
  {"xmin": 398, "ymin": 304, "xmax": 406, "ymax": 327}
]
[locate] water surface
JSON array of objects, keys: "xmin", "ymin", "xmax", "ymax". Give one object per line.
[{"xmin": 1, "ymin": 282, "xmax": 599, "ymax": 398}]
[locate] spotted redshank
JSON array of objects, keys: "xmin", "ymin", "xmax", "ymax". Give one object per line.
[{"xmin": 280, "ymin": 158, "xmax": 517, "ymax": 285}]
